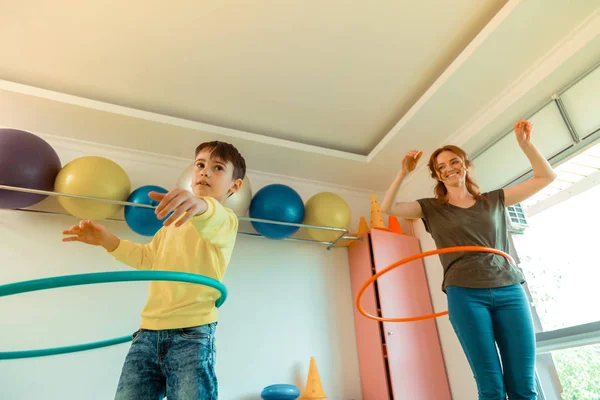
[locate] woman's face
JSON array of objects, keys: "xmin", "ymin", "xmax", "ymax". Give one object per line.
[{"xmin": 435, "ymin": 150, "xmax": 467, "ymax": 187}]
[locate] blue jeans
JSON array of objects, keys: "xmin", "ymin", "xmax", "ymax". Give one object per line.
[
  {"xmin": 114, "ymin": 322, "xmax": 218, "ymax": 400},
  {"xmin": 446, "ymin": 284, "xmax": 537, "ymax": 400}
]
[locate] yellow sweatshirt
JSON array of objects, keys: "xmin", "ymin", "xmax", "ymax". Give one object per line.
[{"xmin": 109, "ymin": 196, "xmax": 238, "ymax": 330}]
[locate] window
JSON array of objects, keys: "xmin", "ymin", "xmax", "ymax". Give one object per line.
[
  {"xmin": 537, "ymin": 343, "xmax": 600, "ymax": 400},
  {"xmin": 472, "ymin": 60, "xmax": 600, "ymax": 400},
  {"xmin": 512, "ymin": 148, "xmax": 600, "ymax": 332},
  {"xmin": 472, "ymin": 102, "xmax": 574, "ymax": 192},
  {"xmin": 511, "ymin": 143, "xmax": 600, "ymax": 400},
  {"xmin": 560, "ymin": 63, "xmax": 600, "ymax": 140}
]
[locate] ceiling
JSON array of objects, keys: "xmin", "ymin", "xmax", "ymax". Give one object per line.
[{"xmin": 1, "ymin": 0, "xmax": 600, "ymax": 194}]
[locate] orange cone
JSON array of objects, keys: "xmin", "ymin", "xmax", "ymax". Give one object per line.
[
  {"xmin": 357, "ymin": 216, "xmax": 369, "ymax": 236},
  {"xmin": 370, "ymin": 194, "xmax": 385, "ymax": 229},
  {"xmin": 302, "ymin": 357, "xmax": 327, "ymax": 399},
  {"xmin": 388, "ymin": 216, "xmax": 403, "ymax": 234}
]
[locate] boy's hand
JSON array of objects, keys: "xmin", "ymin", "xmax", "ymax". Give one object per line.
[
  {"xmin": 149, "ymin": 188, "xmax": 207, "ymax": 227},
  {"xmin": 62, "ymin": 220, "xmax": 119, "ymax": 251}
]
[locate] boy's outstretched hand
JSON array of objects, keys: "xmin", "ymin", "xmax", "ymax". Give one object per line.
[
  {"xmin": 62, "ymin": 220, "xmax": 120, "ymax": 251},
  {"xmin": 149, "ymin": 188, "xmax": 207, "ymax": 227}
]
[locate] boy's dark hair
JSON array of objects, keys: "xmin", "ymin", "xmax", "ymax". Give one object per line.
[{"xmin": 195, "ymin": 141, "xmax": 246, "ymax": 181}]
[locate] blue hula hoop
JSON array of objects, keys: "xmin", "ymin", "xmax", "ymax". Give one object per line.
[{"xmin": 0, "ymin": 270, "xmax": 227, "ymax": 360}]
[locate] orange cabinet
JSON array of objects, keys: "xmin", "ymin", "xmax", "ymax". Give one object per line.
[{"xmin": 348, "ymin": 229, "xmax": 452, "ymax": 399}]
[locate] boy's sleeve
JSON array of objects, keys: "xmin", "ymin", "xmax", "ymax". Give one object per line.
[
  {"xmin": 191, "ymin": 196, "xmax": 238, "ymax": 247},
  {"xmin": 108, "ymin": 228, "xmax": 165, "ymax": 270}
]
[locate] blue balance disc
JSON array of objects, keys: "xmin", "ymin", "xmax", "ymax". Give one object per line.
[
  {"xmin": 0, "ymin": 270, "xmax": 227, "ymax": 360},
  {"xmin": 261, "ymin": 384, "xmax": 301, "ymax": 400}
]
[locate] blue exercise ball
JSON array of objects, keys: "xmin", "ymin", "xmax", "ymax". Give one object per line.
[
  {"xmin": 249, "ymin": 184, "xmax": 304, "ymax": 240},
  {"xmin": 124, "ymin": 185, "xmax": 169, "ymax": 236},
  {"xmin": 261, "ymin": 384, "xmax": 300, "ymax": 400}
]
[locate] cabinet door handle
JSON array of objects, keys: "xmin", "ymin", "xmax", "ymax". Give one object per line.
[{"xmin": 387, "ymin": 331, "xmax": 394, "ymax": 336}]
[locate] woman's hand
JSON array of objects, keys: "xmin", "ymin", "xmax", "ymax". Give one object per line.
[
  {"xmin": 401, "ymin": 150, "xmax": 423, "ymax": 176},
  {"xmin": 514, "ymin": 119, "xmax": 532, "ymax": 146}
]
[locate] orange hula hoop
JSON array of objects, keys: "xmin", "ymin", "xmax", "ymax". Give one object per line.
[{"xmin": 355, "ymin": 246, "xmax": 515, "ymax": 323}]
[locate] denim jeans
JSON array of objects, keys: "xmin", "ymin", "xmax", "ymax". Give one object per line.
[
  {"xmin": 114, "ymin": 322, "xmax": 218, "ymax": 400},
  {"xmin": 446, "ymin": 284, "xmax": 537, "ymax": 400}
]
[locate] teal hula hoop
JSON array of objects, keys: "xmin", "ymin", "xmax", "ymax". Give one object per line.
[{"xmin": 0, "ymin": 270, "xmax": 227, "ymax": 360}]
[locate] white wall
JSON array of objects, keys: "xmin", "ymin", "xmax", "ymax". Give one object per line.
[{"xmin": 0, "ymin": 133, "xmax": 376, "ymax": 399}]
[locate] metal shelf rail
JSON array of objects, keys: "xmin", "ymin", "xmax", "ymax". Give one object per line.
[{"xmin": 0, "ymin": 184, "xmax": 361, "ymax": 250}]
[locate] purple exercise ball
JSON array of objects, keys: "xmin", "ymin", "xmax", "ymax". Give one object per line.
[{"xmin": 0, "ymin": 128, "xmax": 62, "ymax": 209}]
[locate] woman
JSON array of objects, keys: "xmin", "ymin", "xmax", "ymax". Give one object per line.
[{"xmin": 380, "ymin": 119, "xmax": 556, "ymax": 400}]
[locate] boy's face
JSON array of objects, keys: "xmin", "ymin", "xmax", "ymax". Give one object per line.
[{"xmin": 192, "ymin": 150, "xmax": 242, "ymax": 203}]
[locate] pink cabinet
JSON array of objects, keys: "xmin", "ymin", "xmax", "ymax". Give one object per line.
[{"xmin": 348, "ymin": 229, "xmax": 452, "ymax": 399}]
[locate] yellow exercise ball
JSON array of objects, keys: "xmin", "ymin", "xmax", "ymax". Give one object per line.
[
  {"xmin": 55, "ymin": 156, "xmax": 131, "ymax": 220},
  {"xmin": 303, "ymin": 192, "xmax": 351, "ymax": 242}
]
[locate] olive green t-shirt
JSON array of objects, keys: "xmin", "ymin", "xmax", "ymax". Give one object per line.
[{"xmin": 416, "ymin": 189, "xmax": 525, "ymax": 292}]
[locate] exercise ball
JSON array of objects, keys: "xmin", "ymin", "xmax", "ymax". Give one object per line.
[
  {"xmin": 303, "ymin": 192, "xmax": 351, "ymax": 242},
  {"xmin": 0, "ymin": 128, "xmax": 62, "ymax": 208},
  {"xmin": 261, "ymin": 384, "xmax": 300, "ymax": 400},
  {"xmin": 124, "ymin": 185, "xmax": 169, "ymax": 236},
  {"xmin": 176, "ymin": 163, "xmax": 253, "ymax": 216},
  {"xmin": 55, "ymin": 156, "xmax": 131, "ymax": 220},
  {"xmin": 224, "ymin": 175, "xmax": 253, "ymax": 216},
  {"xmin": 249, "ymin": 184, "xmax": 304, "ymax": 240}
]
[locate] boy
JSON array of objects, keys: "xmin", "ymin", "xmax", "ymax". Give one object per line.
[{"xmin": 62, "ymin": 141, "xmax": 246, "ymax": 400}]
